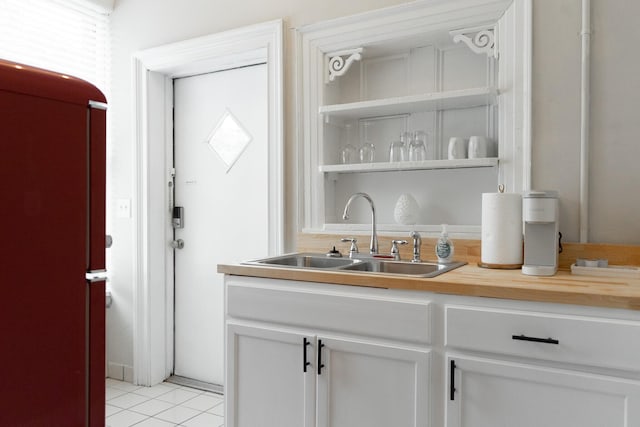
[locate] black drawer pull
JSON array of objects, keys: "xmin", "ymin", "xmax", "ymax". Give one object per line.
[
  {"xmin": 303, "ymin": 338, "xmax": 311, "ymax": 373},
  {"xmin": 512, "ymin": 334, "xmax": 559, "ymax": 345},
  {"xmin": 450, "ymin": 359, "xmax": 456, "ymax": 401},
  {"xmin": 317, "ymin": 340, "xmax": 325, "ymax": 375}
]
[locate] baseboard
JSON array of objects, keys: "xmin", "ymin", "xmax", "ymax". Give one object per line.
[
  {"xmin": 107, "ymin": 362, "xmax": 134, "ymax": 382},
  {"xmin": 165, "ymin": 375, "xmax": 223, "ymax": 395}
]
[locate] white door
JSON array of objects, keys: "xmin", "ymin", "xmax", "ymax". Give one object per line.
[
  {"xmin": 316, "ymin": 336, "xmax": 431, "ymax": 427},
  {"xmin": 173, "ymin": 63, "xmax": 269, "ymax": 385},
  {"xmin": 226, "ymin": 322, "xmax": 316, "ymax": 427},
  {"xmin": 446, "ymin": 354, "xmax": 640, "ymax": 427}
]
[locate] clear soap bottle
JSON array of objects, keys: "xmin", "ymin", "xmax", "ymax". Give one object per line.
[{"xmin": 435, "ymin": 224, "xmax": 454, "ymax": 263}]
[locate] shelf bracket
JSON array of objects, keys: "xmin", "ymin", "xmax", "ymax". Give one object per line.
[
  {"xmin": 326, "ymin": 47, "xmax": 363, "ymax": 83},
  {"xmin": 450, "ymin": 25, "xmax": 498, "ymax": 58}
]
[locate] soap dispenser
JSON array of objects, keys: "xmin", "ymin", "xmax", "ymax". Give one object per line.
[{"xmin": 436, "ymin": 224, "xmax": 454, "ymax": 263}]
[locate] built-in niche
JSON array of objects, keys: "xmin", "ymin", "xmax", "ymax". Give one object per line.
[{"xmin": 298, "ymin": 0, "xmax": 531, "ymax": 236}]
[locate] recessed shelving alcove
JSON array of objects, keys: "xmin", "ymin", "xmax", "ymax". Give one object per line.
[{"xmin": 297, "ymin": 0, "xmax": 531, "ymax": 238}]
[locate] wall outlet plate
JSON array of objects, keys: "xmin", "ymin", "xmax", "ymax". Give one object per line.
[{"xmin": 116, "ymin": 198, "xmax": 131, "ymax": 218}]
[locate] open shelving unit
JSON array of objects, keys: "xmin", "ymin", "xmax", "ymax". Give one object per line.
[
  {"xmin": 319, "ymin": 87, "xmax": 498, "ymax": 120},
  {"xmin": 319, "ymin": 157, "xmax": 498, "ymax": 174},
  {"xmin": 298, "ymin": 0, "xmax": 531, "ymax": 236}
]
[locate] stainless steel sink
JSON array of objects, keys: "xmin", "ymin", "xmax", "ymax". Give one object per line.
[
  {"xmin": 243, "ymin": 253, "xmax": 363, "ymax": 269},
  {"xmin": 342, "ymin": 259, "xmax": 467, "ymax": 277},
  {"xmin": 243, "ymin": 252, "xmax": 466, "ymax": 278}
]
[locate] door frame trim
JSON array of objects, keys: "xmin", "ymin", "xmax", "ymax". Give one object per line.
[{"xmin": 131, "ymin": 20, "xmax": 284, "ymax": 386}]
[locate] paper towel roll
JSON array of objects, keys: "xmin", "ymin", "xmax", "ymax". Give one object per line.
[{"xmin": 481, "ymin": 192, "xmax": 523, "ymax": 266}]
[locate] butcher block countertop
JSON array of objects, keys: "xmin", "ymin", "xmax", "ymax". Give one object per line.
[
  {"xmin": 218, "ymin": 234, "xmax": 640, "ymax": 311},
  {"xmin": 217, "ymin": 262, "xmax": 640, "ymax": 311}
]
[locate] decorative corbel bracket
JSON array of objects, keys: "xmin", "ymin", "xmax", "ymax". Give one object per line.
[
  {"xmin": 326, "ymin": 47, "xmax": 363, "ymax": 83},
  {"xmin": 450, "ymin": 25, "xmax": 498, "ymax": 58}
]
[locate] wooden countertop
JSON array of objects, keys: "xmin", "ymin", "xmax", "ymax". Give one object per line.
[{"xmin": 217, "ymin": 262, "xmax": 640, "ymax": 311}]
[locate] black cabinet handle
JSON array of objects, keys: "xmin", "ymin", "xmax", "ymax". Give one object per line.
[
  {"xmin": 303, "ymin": 338, "xmax": 311, "ymax": 373},
  {"xmin": 317, "ymin": 339, "xmax": 325, "ymax": 375},
  {"xmin": 512, "ymin": 334, "xmax": 559, "ymax": 345},
  {"xmin": 450, "ymin": 359, "xmax": 456, "ymax": 401}
]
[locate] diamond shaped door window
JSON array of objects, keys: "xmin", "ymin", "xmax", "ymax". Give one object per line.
[{"xmin": 206, "ymin": 109, "xmax": 253, "ymax": 173}]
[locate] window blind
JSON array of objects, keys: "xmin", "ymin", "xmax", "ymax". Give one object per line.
[{"xmin": 0, "ymin": 0, "xmax": 110, "ymax": 94}]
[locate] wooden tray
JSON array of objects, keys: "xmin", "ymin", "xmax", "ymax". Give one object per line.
[
  {"xmin": 570, "ymin": 264, "xmax": 640, "ymax": 279},
  {"xmin": 478, "ymin": 262, "xmax": 522, "ymax": 270}
]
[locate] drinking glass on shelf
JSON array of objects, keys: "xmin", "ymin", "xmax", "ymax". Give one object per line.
[
  {"xmin": 340, "ymin": 144, "xmax": 357, "ymax": 164},
  {"xmin": 359, "ymin": 141, "xmax": 375, "ymax": 163},
  {"xmin": 358, "ymin": 121, "xmax": 376, "ymax": 163},
  {"xmin": 423, "ymin": 131, "xmax": 436, "ymax": 160},
  {"xmin": 389, "ymin": 136, "xmax": 407, "ymax": 162},
  {"xmin": 409, "ymin": 130, "xmax": 428, "ymax": 161},
  {"xmin": 340, "ymin": 123, "xmax": 358, "ymax": 164},
  {"xmin": 401, "ymin": 131, "xmax": 413, "ymax": 147}
]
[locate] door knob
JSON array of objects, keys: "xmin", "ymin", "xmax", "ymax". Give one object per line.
[{"xmin": 170, "ymin": 239, "xmax": 185, "ymax": 249}]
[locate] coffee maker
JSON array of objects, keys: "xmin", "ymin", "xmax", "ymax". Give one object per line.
[{"xmin": 522, "ymin": 191, "xmax": 559, "ymax": 276}]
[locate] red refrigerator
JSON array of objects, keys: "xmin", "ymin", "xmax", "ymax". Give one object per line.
[{"xmin": 0, "ymin": 59, "xmax": 107, "ymax": 426}]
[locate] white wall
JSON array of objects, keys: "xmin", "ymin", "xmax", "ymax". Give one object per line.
[
  {"xmin": 106, "ymin": 0, "xmax": 640, "ymax": 375},
  {"xmin": 532, "ymin": 0, "xmax": 640, "ymax": 243},
  {"xmin": 106, "ymin": 0, "xmax": 412, "ymax": 379}
]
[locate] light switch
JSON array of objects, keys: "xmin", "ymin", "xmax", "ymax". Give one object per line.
[{"xmin": 116, "ymin": 198, "xmax": 131, "ymax": 218}]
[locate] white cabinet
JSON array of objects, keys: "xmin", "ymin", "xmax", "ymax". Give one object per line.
[
  {"xmin": 445, "ymin": 305, "xmax": 640, "ymax": 372},
  {"xmin": 225, "ymin": 277, "xmax": 433, "ymax": 427},
  {"xmin": 225, "ymin": 275, "xmax": 640, "ymax": 426},
  {"xmin": 316, "ymin": 336, "xmax": 430, "ymax": 427},
  {"xmin": 298, "ymin": 0, "xmax": 532, "ymax": 234},
  {"xmin": 446, "ymin": 354, "xmax": 640, "ymax": 427},
  {"xmin": 226, "ymin": 322, "xmax": 314, "ymax": 427},
  {"xmin": 445, "ymin": 305, "xmax": 640, "ymax": 427},
  {"xmin": 226, "ymin": 324, "xmax": 431, "ymax": 427}
]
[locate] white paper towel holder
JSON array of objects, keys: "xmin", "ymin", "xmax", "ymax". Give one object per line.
[{"xmin": 478, "ymin": 184, "xmax": 523, "ymax": 270}]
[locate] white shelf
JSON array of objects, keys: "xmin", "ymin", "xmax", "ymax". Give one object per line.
[
  {"xmin": 311, "ymin": 223, "xmax": 482, "ymax": 238},
  {"xmin": 319, "ymin": 158, "xmax": 498, "ymax": 174},
  {"xmin": 319, "ymin": 87, "xmax": 498, "ymax": 119}
]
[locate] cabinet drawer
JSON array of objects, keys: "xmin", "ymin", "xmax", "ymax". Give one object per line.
[
  {"xmin": 227, "ymin": 279, "xmax": 431, "ymax": 345},
  {"xmin": 445, "ymin": 305, "xmax": 640, "ymax": 372}
]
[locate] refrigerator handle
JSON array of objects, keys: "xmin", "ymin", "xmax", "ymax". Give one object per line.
[
  {"xmin": 87, "ymin": 105, "xmax": 106, "ymax": 272},
  {"xmin": 86, "ymin": 271, "xmax": 107, "ymax": 283}
]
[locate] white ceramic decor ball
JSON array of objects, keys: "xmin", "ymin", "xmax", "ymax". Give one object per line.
[{"xmin": 394, "ymin": 193, "xmax": 420, "ymax": 225}]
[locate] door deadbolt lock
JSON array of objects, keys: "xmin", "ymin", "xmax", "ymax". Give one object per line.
[
  {"xmin": 172, "ymin": 206, "xmax": 184, "ymax": 229},
  {"xmin": 171, "ymin": 239, "xmax": 185, "ymax": 249}
]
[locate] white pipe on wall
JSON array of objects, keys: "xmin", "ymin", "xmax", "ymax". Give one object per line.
[{"xmin": 579, "ymin": 0, "xmax": 591, "ymax": 243}]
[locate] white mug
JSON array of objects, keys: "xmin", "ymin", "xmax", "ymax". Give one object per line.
[
  {"xmin": 468, "ymin": 136, "xmax": 488, "ymax": 159},
  {"xmin": 448, "ymin": 137, "xmax": 467, "ymax": 160}
]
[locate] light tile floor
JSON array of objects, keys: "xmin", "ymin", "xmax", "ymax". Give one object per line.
[{"xmin": 106, "ymin": 378, "xmax": 224, "ymax": 427}]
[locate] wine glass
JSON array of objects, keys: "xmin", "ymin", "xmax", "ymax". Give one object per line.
[
  {"xmin": 358, "ymin": 121, "xmax": 375, "ymax": 163},
  {"xmin": 340, "ymin": 123, "xmax": 357, "ymax": 164},
  {"xmin": 409, "ymin": 130, "xmax": 428, "ymax": 161}
]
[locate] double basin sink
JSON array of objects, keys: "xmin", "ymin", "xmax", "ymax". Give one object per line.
[{"xmin": 243, "ymin": 252, "xmax": 466, "ymax": 278}]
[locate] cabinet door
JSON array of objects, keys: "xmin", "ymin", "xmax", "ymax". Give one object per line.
[
  {"xmin": 226, "ymin": 322, "xmax": 315, "ymax": 427},
  {"xmin": 316, "ymin": 336, "xmax": 431, "ymax": 427},
  {"xmin": 446, "ymin": 354, "xmax": 640, "ymax": 427}
]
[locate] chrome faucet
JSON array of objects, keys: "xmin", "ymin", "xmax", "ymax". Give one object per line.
[
  {"xmin": 390, "ymin": 239, "xmax": 408, "ymax": 261},
  {"xmin": 341, "ymin": 237, "xmax": 359, "ymax": 257},
  {"xmin": 342, "ymin": 192, "xmax": 378, "ymax": 254},
  {"xmin": 410, "ymin": 231, "xmax": 422, "ymax": 263}
]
